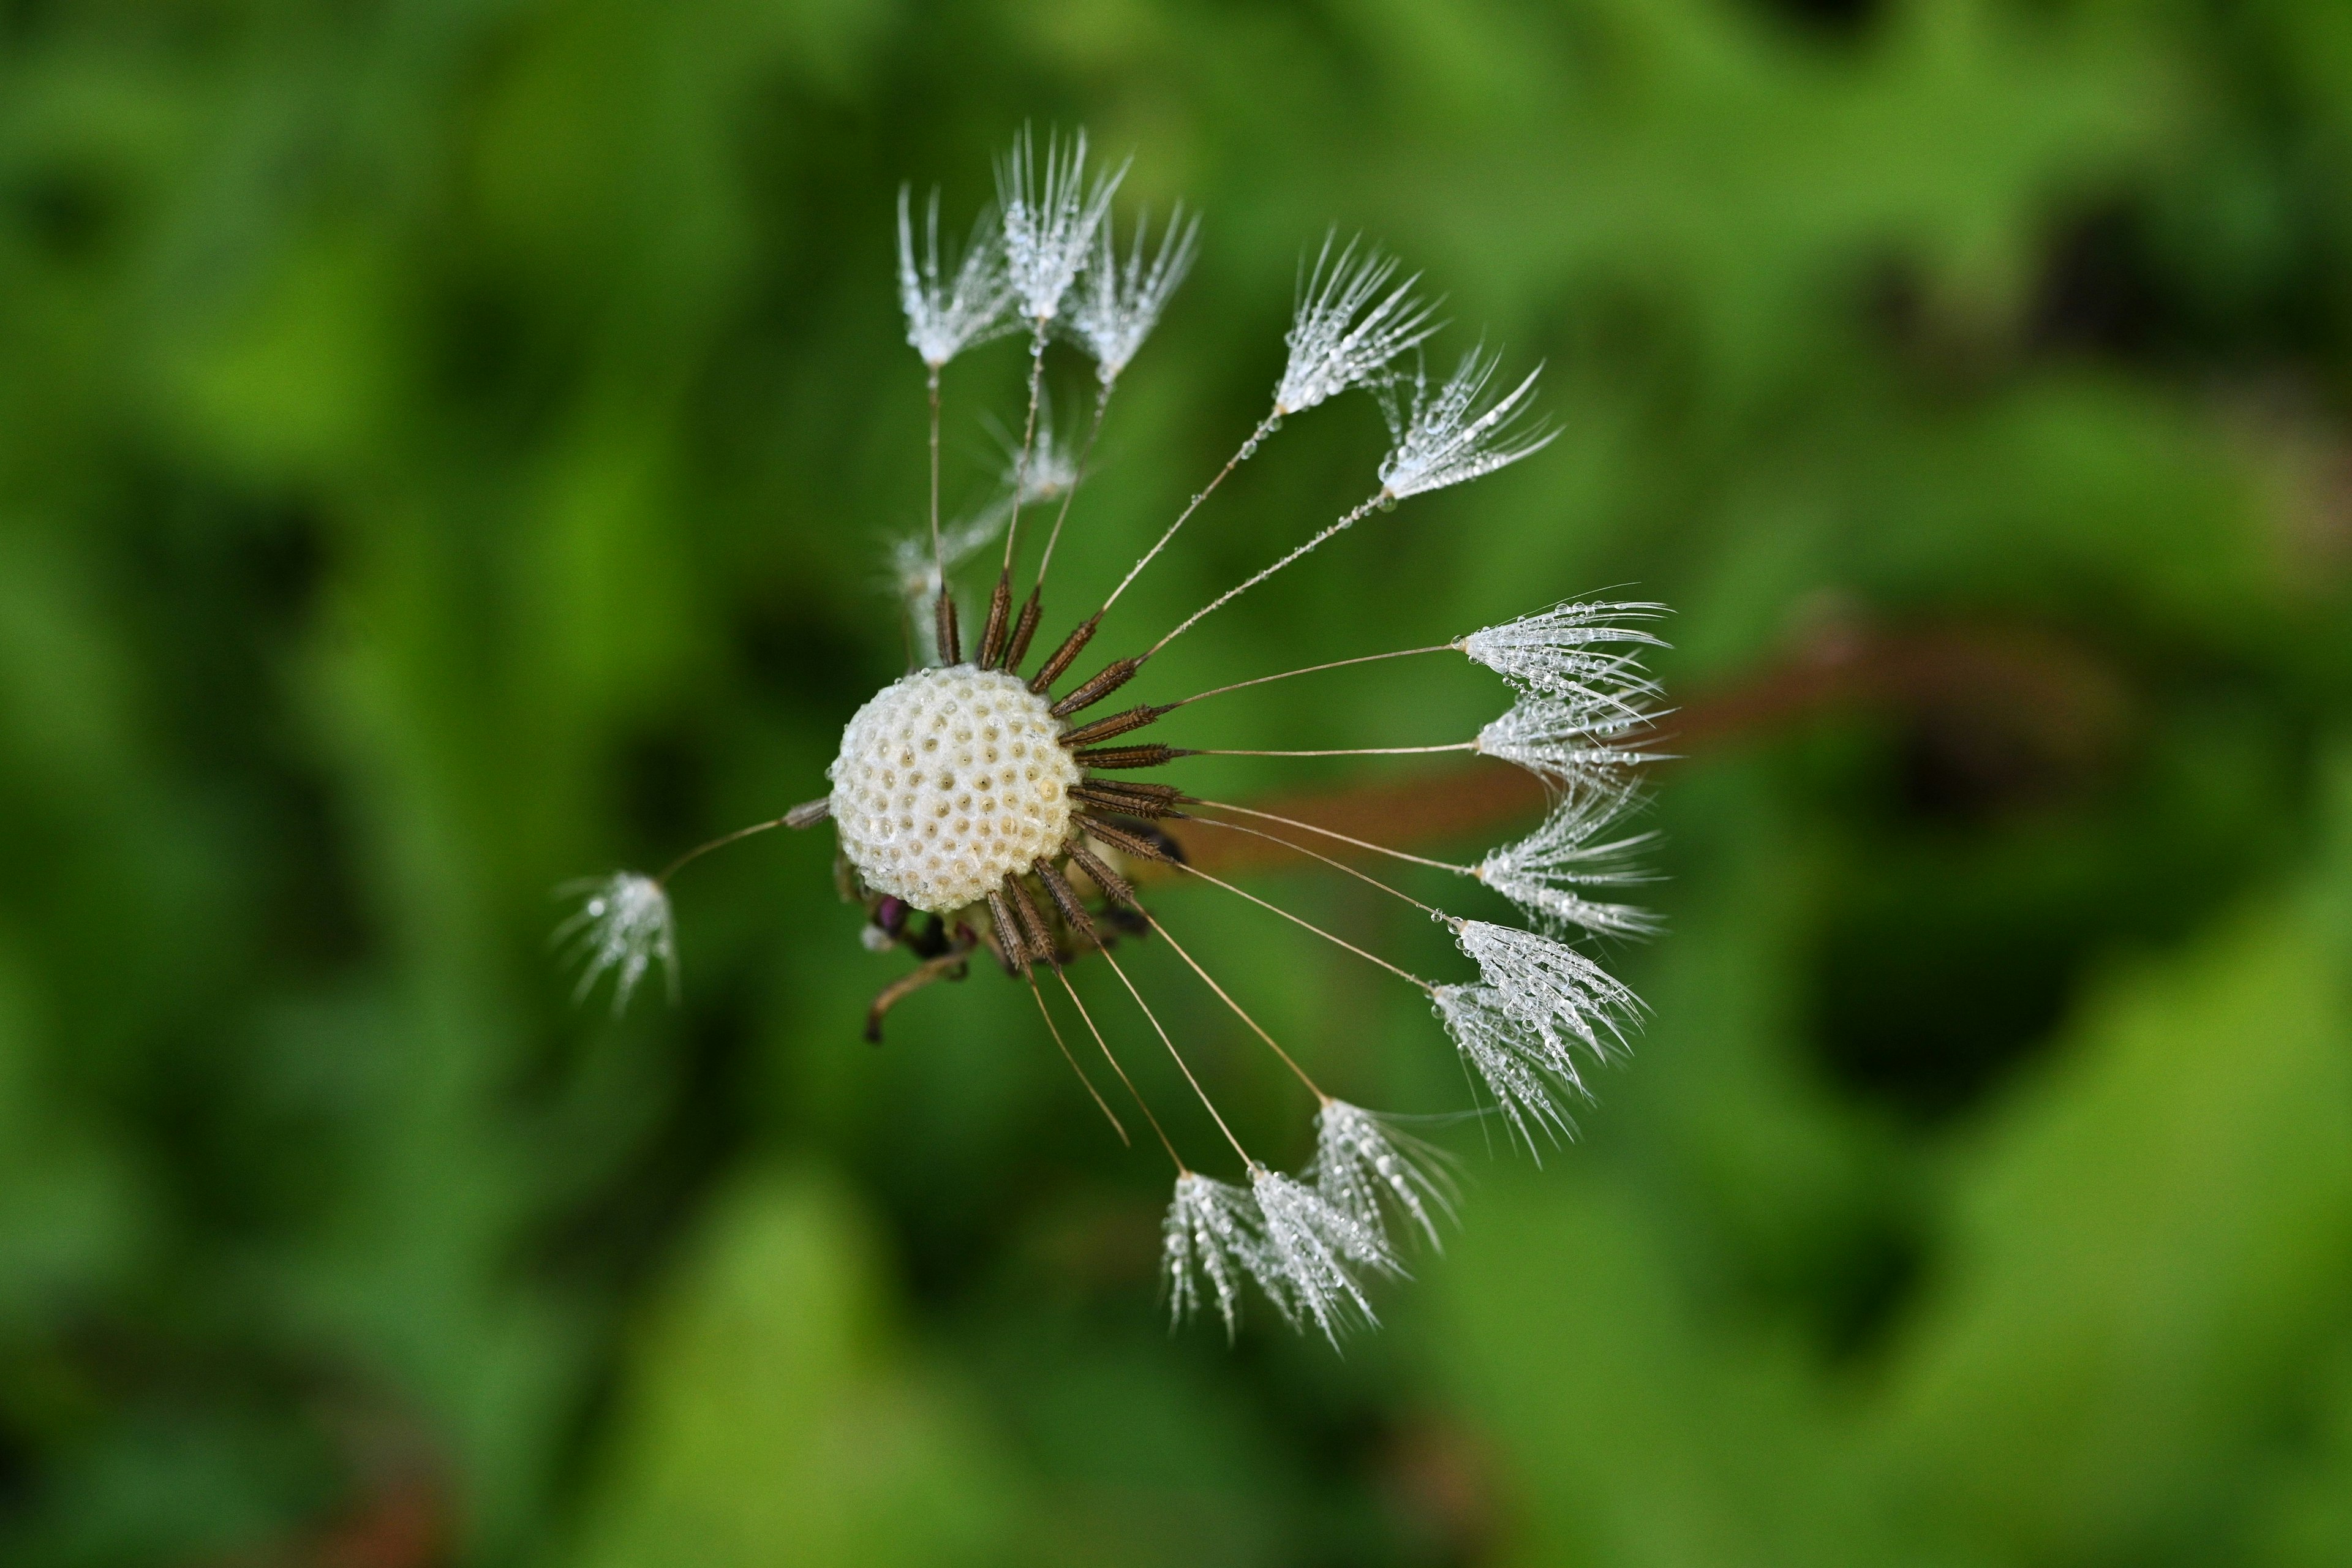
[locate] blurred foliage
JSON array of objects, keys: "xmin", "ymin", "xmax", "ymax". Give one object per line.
[{"xmin": 3, "ymin": 0, "xmax": 2352, "ymax": 1564}]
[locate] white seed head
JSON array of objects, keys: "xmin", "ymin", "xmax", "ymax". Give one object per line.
[
  {"xmin": 827, "ymin": 666, "xmax": 1079, "ymax": 913},
  {"xmin": 1275, "ymin": 235, "xmax": 1441, "ymax": 415},
  {"xmin": 1431, "ymin": 983, "xmax": 1583, "ymax": 1153},
  {"xmin": 1460, "ymin": 599, "xmax": 1667, "ymax": 700},
  {"xmin": 1475, "ymin": 788, "xmax": 1659, "ymax": 938},
  {"xmin": 998, "ymin": 126, "xmax": 1125, "ymax": 325},
  {"xmin": 556, "ymin": 872, "xmax": 678, "ymax": 1015},
  {"xmin": 1310, "ymin": 1101, "xmax": 1455, "ymax": 1252},
  {"xmin": 896, "ymin": 186, "xmax": 1012, "ymax": 369},
  {"xmin": 1251, "ymin": 1167, "xmax": 1395, "ymax": 1344},
  {"xmin": 1069, "ymin": 204, "xmax": 1199, "ymax": 383},
  {"xmin": 1377, "ymin": 346, "xmax": 1555, "ymax": 499},
  {"xmin": 1163, "ymin": 1172, "xmax": 1259, "ymax": 1339}
]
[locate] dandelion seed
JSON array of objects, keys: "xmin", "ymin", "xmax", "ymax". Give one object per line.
[
  {"xmin": 1376, "ymin": 346, "xmax": 1556, "ymax": 500},
  {"xmin": 1274, "ymin": 235, "xmax": 1442, "ymax": 415},
  {"xmin": 998, "ymin": 126, "xmax": 1124, "ymax": 325},
  {"xmin": 1000, "ymin": 396, "xmax": 1082, "ymax": 503},
  {"xmin": 1474, "ymin": 789, "xmax": 1660, "ymax": 938},
  {"xmin": 556, "ymin": 873, "xmax": 677, "ymax": 1015},
  {"xmin": 1452, "ymin": 919, "xmax": 1640, "ymax": 1061},
  {"xmin": 1459, "ymin": 599, "xmax": 1669, "ymax": 701},
  {"xmin": 1431, "ymin": 984, "xmax": 1583, "ymax": 1152},
  {"xmin": 1070, "ymin": 205, "xmax": 1199, "ymax": 384},
  {"xmin": 1162, "ymin": 1171, "xmax": 1261, "ymax": 1339},
  {"xmin": 1310, "ymin": 1100, "xmax": 1456, "ymax": 1251},
  {"xmin": 896, "ymin": 187, "xmax": 1012, "ymax": 369},
  {"xmin": 1251, "ymin": 1167, "xmax": 1394, "ymax": 1343}
]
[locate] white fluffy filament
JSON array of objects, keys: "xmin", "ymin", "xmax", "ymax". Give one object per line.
[
  {"xmin": 556, "ymin": 873, "xmax": 678, "ymax": 1015},
  {"xmin": 1163, "ymin": 1172, "xmax": 1258, "ymax": 1340},
  {"xmin": 1275, "ymin": 235, "xmax": 1442, "ymax": 415},
  {"xmin": 1070, "ymin": 203, "xmax": 1198, "ymax": 383},
  {"xmin": 1310, "ymin": 1101, "xmax": 1457, "ymax": 1252},
  {"xmin": 1474, "ymin": 789, "xmax": 1660, "ymax": 938},
  {"xmin": 1376, "ymin": 346, "xmax": 1556, "ymax": 499},
  {"xmin": 997, "ymin": 126, "xmax": 1125, "ymax": 325},
  {"xmin": 1251, "ymin": 1167, "xmax": 1395, "ymax": 1344},
  {"xmin": 895, "ymin": 187, "xmax": 1011, "ymax": 369},
  {"xmin": 1452, "ymin": 919, "xmax": 1639, "ymax": 1060},
  {"xmin": 1459, "ymin": 599, "xmax": 1667, "ymax": 701},
  {"xmin": 1431, "ymin": 984, "xmax": 1585, "ymax": 1153}
]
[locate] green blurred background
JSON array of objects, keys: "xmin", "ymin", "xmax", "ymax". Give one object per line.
[{"xmin": 7, "ymin": 1, "xmax": 2352, "ymax": 1563}]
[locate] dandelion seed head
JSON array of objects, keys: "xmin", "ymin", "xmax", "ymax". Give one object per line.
[
  {"xmin": 1069, "ymin": 205, "xmax": 1198, "ymax": 384},
  {"xmin": 828, "ymin": 666, "xmax": 1079, "ymax": 913},
  {"xmin": 1274, "ymin": 236, "xmax": 1442, "ymax": 415},
  {"xmin": 1251, "ymin": 1167, "xmax": 1394, "ymax": 1343},
  {"xmin": 1163, "ymin": 1172, "xmax": 1258, "ymax": 1339},
  {"xmin": 1376, "ymin": 346, "xmax": 1556, "ymax": 500},
  {"xmin": 556, "ymin": 872, "xmax": 677, "ymax": 1015},
  {"xmin": 896, "ymin": 186, "xmax": 1012, "ymax": 369},
  {"xmin": 1310, "ymin": 1101, "xmax": 1456, "ymax": 1252},
  {"xmin": 998, "ymin": 126, "xmax": 1125, "ymax": 325}
]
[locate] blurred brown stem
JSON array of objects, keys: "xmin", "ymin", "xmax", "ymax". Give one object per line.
[{"xmin": 1152, "ymin": 618, "xmax": 2125, "ymax": 878}]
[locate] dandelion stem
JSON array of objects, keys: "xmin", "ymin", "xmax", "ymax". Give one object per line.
[
  {"xmin": 1033, "ymin": 380, "xmax": 1112, "ymax": 597},
  {"xmin": 1000, "ymin": 317, "xmax": 1050, "ymax": 577},
  {"xmin": 1167, "ymin": 861, "xmax": 1435, "ymax": 993},
  {"xmin": 1188, "ymin": 743, "xmax": 1479, "ymax": 758},
  {"xmin": 1163, "ymin": 644, "xmax": 1457, "ymax": 709},
  {"xmin": 1186, "ymin": 799, "xmax": 1470, "ymax": 875},
  {"xmin": 1181, "ymin": 814, "xmax": 1455, "ymax": 919},
  {"xmin": 1135, "ymin": 907, "xmax": 1322, "ymax": 1098},
  {"xmin": 1148, "ymin": 492, "xmax": 1385, "ymax": 656},
  {"xmin": 1029, "ymin": 978, "xmax": 1128, "ymax": 1144},
  {"xmin": 1057, "ymin": 968, "xmax": 1183, "ymax": 1170},
  {"xmin": 1101, "ymin": 946, "xmax": 1253, "ymax": 1169},
  {"xmin": 655, "ymin": 815, "xmax": 799, "ymax": 886},
  {"xmin": 1100, "ymin": 409, "xmax": 1281, "ymax": 618},
  {"xmin": 927, "ymin": 366, "xmax": 944, "ymax": 583}
]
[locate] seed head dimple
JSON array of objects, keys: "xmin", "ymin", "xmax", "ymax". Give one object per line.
[{"xmin": 828, "ymin": 666, "xmax": 1080, "ymax": 913}]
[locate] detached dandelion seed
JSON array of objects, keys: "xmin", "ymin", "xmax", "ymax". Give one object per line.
[
  {"xmin": 556, "ymin": 873, "xmax": 677, "ymax": 1015},
  {"xmin": 557, "ymin": 131, "xmax": 1675, "ymax": 1346}
]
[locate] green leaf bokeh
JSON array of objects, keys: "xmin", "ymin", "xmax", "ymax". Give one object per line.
[{"xmin": 4, "ymin": 2, "xmax": 2352, "ymax": 1564}]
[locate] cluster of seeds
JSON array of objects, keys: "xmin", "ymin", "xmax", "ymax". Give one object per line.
[
  {"xmin": 561, "ymin": 129, "xmax": 1668, "ymax": 1347},
  {"xmin": 828, "ymin": 667, "xmax": 1077, "ymax": 912}
]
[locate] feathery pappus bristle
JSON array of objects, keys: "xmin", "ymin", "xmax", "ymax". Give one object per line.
[
  {"xmin": 556, "ymin": 872, "xmax": 678, "ymax": 1016},
  {"xmin": 1275, "ymin": 235, "xmax": 1442, "ymax": 416},
  {"xmin": 1377, "ymin": 345, "xmax": 1556, "ymax": 500}
]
